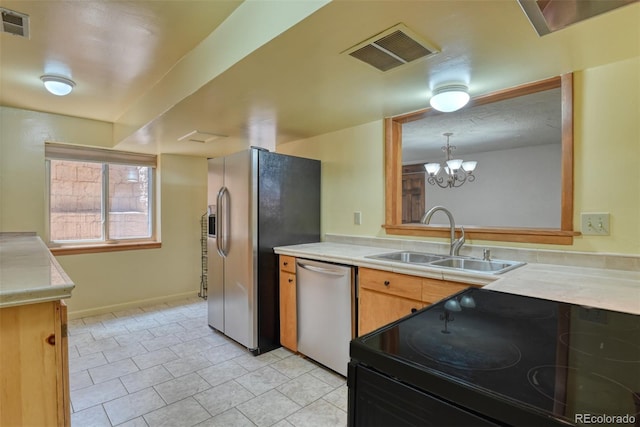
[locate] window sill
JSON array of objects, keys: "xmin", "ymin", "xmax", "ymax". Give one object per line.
[{"xmin": 49, "ymin": 241, "xmax": 161, "ymax": 256}]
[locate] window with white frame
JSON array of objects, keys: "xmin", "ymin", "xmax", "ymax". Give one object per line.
[{"xmin": 45, "ymin": 143, "xmax": 157, "ymax": 245}]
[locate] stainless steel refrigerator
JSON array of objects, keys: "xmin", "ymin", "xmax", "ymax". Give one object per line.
[{"xmin": 207, "ymin": 147, "xmax": 321, "ymax": 354}]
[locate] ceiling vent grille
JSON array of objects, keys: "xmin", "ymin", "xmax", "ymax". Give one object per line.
[
  {"xmin": 344, "ymin": 24, "xmax": 439, "ymax": 72},
  {"xmin": 178, "ymin": 130, "xmax": 227, "ymax": 143},
  {"xmin": 1, "ymin": 8, "xmax": 29, "ymax": 38}
]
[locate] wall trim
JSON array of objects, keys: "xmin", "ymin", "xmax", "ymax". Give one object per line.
[{"xmin": 68, "ymin": 291, "xmax": 201, "ymax": 320}]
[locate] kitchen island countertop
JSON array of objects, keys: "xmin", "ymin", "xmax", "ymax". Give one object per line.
[
  {"xmin": 274, "ymin": 241, "xmax": 640, "ymax": 315},
  {"xmin": 0, "ymin": 233, "xmax": 75, "ymax": 308}
]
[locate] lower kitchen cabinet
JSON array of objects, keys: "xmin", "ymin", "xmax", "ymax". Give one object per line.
[
  {"xmin": 358, "ymin": 267, "xmax": 479, "ymax": 335},
  {"xmin": 0, "ymin": 300, "xmax": 70, "ymax": 427},
  {"xmin": 279, "ymin": 260, "xmax": 481, "ymax": 344},
  {"xmin": 279, "ymin": 255, "xmax": 297, "ymax": 351},
  {"xmin": 359, "ymin": 288, "xmax": 424, "ymax": 335},
  {"xmin": 422, "ymin": 277, "xmax": 471, "ymax": 305}
]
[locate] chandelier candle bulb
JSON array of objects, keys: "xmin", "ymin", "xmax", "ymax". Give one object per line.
[
  {"xmin": 446, "ymin": 159, "xmax": 463, "ymax": 171},
  {"xmin": 462, "ymin": 161, "xmax": 477, "ymax": 172},
  {"xmin": 425, "ymin": 163, "xmax": 441, "ymax": 175}
]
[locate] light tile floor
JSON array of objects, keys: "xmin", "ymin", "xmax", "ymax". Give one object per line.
[{"xmin": 69, "ymin": 297, "xmax": 348, "ymax": 427}]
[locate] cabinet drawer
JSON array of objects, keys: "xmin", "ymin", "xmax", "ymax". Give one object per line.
[
  {"xmin": 279, "ymin": 255, "xmax": 296, "ymax": 274},
  {"xmin": 421, "ymin": 278, "xmax": 472, "ymax": 304},
  {"xmin": 360, "ymin": 268, "xmax": 422, "ymax": 300}
]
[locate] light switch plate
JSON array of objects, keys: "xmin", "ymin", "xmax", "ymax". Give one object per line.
[
  {"xmin": 581, "ymin": 212, "xmax": 610, "ymax": 236},
  {"xmin": 354, "ymin": 211, "xmax": 362, "ymax": 225}
]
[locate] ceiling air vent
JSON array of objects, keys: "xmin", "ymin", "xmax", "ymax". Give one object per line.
[
  {"xmin": 344, "ymin": 24, "xmax": 439, "ymax": 72},
  {"xmin": 1, "ymin": 8, "xmax": 29, "ymax": 38},
  {"xmin": 178, "ymin": 130, "xmax": 227, "ymax": 143}
]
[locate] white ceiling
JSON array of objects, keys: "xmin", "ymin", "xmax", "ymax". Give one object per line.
[{"xmin": 1, "ymin": 0, "xmax": 638, "ymax": 159}]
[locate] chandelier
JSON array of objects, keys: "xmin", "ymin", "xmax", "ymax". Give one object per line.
[{"xmin": 424, "ymin": 133, "xmax": 477, "ymax": 188}]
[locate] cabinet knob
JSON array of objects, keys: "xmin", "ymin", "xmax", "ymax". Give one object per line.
[
  {"xmin": 46, "ymin": 334, "xmax": 56, "ymax": 346},
  {"xmin": 283, "ymin": 261, "xmax": 288, "ymax": 266},
  {"xmin": 411, "ymin": 308, "xmax": 418, "ymax": 313},
  {"xmin": 384, "ymin": 280, "xmax": 390, "ymax": 286},
  {"xmin": 288, "ymin": 278, "xmax": 294, "ymax": 283}
]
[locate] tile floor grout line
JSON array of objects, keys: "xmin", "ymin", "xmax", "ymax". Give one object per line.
[{"xmin": 70, "ymin": 297, "xmax": 347, "ymax": 426}]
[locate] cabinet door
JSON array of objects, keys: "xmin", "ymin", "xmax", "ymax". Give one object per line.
[
  {"xmin": 0, "ymin": 301, "xmax": 62, "ymax": 426},
  {"xmin": 359, "ymin": 288, "xmax": 424, "ymax": 336},
  {"xmin": 279, "ymin": 271, "xmax": 297, "ymax": 351},
  {"xmin": 57, "ymin": 301, "xmax": 70, "ymax": 427},
  {"xmin": 421, "ymin": 278, "xmax": 476, "ymax": 305}
]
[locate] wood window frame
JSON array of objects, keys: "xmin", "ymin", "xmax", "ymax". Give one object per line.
[
  {"xmin": 383, "ymin": 74, "xmax": 579, "ymax": 245},
  {"xmin": 45, "ymin": 143, "xmax": 160, "ymax": 255}
]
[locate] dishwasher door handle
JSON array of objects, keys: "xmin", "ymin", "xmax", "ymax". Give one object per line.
[{"xmin": 296, "ymin": 262, "xmax": 347, "ymax": 277}]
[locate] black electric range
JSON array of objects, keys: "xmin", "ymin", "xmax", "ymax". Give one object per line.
[{"xmin": 348, "ymin": 288, "xmax": 640, "ymax": 426}]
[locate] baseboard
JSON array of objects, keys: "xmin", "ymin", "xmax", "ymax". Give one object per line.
[{"xmin": 67, "ymin": 291, "xmax": 201, "ymax": 320}]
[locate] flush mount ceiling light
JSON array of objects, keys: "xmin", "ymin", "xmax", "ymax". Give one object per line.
[
  {"xmin": 429, "ymin": 84, "xmax": 470, "ymax": 112},
  {"xmin": 40, "ymin": 75, "xmax": 75, "ymax": 96}
]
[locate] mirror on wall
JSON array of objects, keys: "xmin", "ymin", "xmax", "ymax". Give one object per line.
[
  {"xmin": 384, "ymin": 75, "xmax": 578, "ymax": 245},
  {"xmin": 402, "ymin": 86, "xmax": 561, "ymax": 227}
]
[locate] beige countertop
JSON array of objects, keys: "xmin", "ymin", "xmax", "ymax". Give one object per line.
[
  {"xmin": 274, "ymin": 242, "xmax": 498, "ymax": 286},
  {"xmin": 486, "ymin": 263, "xmax": 640, "ymax": 315},
  {"xmin": 0, "ymin": 233, "xmax": 75, "ymax": 308},
  {"xmin": 274, "ymin": 242, "xmax": 640, "ymax": 315}
]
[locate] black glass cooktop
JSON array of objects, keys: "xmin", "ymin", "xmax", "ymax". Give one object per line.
[{"xmin": 350, "ymin": 288, "xmax": 640, "ymax": 426}]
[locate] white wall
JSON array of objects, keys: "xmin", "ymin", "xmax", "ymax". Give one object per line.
[
  {"xmin": 277, "ymin": 58, "xmax": 640, "ymax": 255},
  {"xmin": 277, "ymin": 121, "xmax": 385, "ymax": 237},
  {"xmin": 421, "ymin": 144, "xmax": 561, "ymax": 227},
  {"xmin": 0, "ymin": 107, "xmax": 113, "ymax": 233},
  {"xmin": 1, "ymin": 57, "xmax": 638, "ymax": 316},
  {"xmin": 0, "ymin": 106, "xmax": 208, "ymax": 316}
]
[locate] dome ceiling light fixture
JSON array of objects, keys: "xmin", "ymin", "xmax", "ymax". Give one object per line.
[
  {"xmin": 429, "ymin": 84, "xmax": 470, "ymax": 112},
  {"xmin": 40, "ymin": 74, "xmax": 75, "ymax": 96}
]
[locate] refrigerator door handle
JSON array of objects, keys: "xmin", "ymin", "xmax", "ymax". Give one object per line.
[
  {"xmin": 216, "ymin": 187, "xmax": 229, "ymax": 257},
  {"xmin": 222, "ymin": 186, "xmax": 231, "ymax": 255},
  {"xmin": 297, "ymin": 261, "xmax": 347, "ymax": 277}
]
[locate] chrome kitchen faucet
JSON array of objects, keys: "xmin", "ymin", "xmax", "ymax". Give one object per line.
[{"xmin": 420, "ymin": 206, "xmax": 465, "ymax": 256}]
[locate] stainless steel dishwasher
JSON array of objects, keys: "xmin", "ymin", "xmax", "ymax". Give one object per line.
[{"xmin": 296, "ymin": 259, "xmax": 355, "ymax": 377}]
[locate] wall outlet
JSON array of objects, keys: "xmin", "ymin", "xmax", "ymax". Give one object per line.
[
  {"xmin": 354, "ymin": 211, "xmax": 362, "ymax": 225},
  {"xmin": 581, "ymin": 212, "xmax": 610, "ymax": 236}
]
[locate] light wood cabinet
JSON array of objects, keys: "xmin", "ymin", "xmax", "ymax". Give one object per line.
[
  {"xmin": 358, "ymin": 267, "xmax": 479, "ymax": 335},
  {"xmin": 359, "ymin": 288, "xmax": 425, "ymax": 335},
  {"xmin": 359, "ymin": 268, "xmax": 424, "ymax": 335},
  {"xmin": 279, "ymin": 255, "xmax": 297, "ymax": 351},
  {"xmin": 359, "ymin": 268, "xmax": 423, "ymax": 300},
  {"xmin": 422, "ymin": 277, "xmax": 470, "ymax": 305},
  {"xmin": 0, "ymin": 300, "xmax": 70, "ymax": 427}
]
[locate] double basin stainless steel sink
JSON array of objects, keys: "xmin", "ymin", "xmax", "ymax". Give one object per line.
[{"xmin": 366, "ymin": 251, "xmax": 525, "ymax": 275}]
